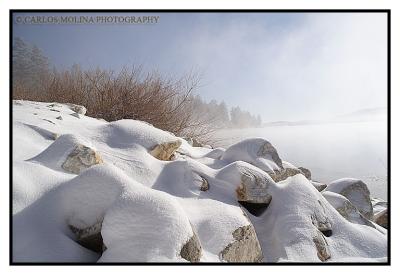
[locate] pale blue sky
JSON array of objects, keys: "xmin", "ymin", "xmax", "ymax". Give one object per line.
[{"xmin": 13, "ymin": 12, "xmax": 388, "ymax": 121}]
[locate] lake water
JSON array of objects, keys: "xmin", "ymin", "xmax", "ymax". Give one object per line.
[{"xmin": 212, "ymin": 121, "xmax": 388, "ymax": 200}]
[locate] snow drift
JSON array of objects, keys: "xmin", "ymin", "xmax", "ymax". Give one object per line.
[{"xmin": 12, "ymin": 100, "xmax": 388, "ymax": 263}]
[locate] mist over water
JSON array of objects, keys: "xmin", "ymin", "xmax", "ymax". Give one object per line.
[{"xmin": 213, "ymin": 120, "xmax": 388, "ymax": 199}]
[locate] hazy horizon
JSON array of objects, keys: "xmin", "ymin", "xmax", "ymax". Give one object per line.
[{"xmin": 13, "ymin": 12, "xmax": 388, "ymax": 121}]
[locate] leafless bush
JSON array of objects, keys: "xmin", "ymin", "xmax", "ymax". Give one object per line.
[{"xmin": 13, "ymin": 65, "xmax": 219, "ymax": 143}]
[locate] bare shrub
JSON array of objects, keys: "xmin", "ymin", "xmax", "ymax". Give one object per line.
[{"xmin": 12, "ymin": 65, "xmax": 218, "ymax": 143}]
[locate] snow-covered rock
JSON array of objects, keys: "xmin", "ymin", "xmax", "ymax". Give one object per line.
[
  {"xmin": 322, "ymin": 191, "xmax": 375, "ymax": 228},
  {"xmin": 325, "ymin": 178, "xmax": 373, "ymax": 220},
  {"xmin": 221, "ymin": 138, "xmax": 283, "ymax": 172},
  {"xmin": 247, "ymin": 174, "xmax": 386, "ymax": 262},
  {"xmin": 12, "ymin": 101, "xmax": 388, "ymax": 263},
  {"xmin": 216, "ymin": 161, "xmax": 274, "ymax": 204}
]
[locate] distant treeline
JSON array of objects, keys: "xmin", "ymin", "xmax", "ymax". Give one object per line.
[{"xmin": 12, "ymin": 37, "xmax": 262, "ymax": 142}]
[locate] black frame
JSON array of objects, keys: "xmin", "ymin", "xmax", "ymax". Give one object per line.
[{"xmin": 9, "ymin": 9, "xmax": 391, "ymax": 266}]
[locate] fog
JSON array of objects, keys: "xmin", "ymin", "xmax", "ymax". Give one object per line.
[{"xmin": 213, "ymin": 118, "xmax": 388, "ymax": 199}]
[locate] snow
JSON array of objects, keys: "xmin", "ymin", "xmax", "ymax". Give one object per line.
[
  {"xmin": 12, "ymin": 100, "xmax": 387, "ymax": 263},
  {"xmin": 221, "ymin": 138, "xmax": 282, "ymax": 172},
  {"xmin": 212, "ymin": 120, "xmax": 388, "ymax": 199},
  {"xmin": 248, "ymin": 175, "xmax": 386, "ymax": 262}
]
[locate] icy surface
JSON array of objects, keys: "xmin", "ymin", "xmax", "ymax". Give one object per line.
[{"xmin": 12, "ymin": 100, "xmax": 387, "ymax": 262}]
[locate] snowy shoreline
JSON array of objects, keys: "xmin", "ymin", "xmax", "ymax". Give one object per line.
[{"xmin": 12, "ymin": 100, "xmax": 388, "ymax": 263}]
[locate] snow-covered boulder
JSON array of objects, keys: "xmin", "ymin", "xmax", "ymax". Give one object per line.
[
  {"xmin": 322, "ymin": 191, "xmax": 375, "ymax": 228},
  {"xmin": 178, "ymin": 198, "xmax": 263, "ymax": 262},
  {"xmin": 325, "ymin": 178, "xmax": 373, "ymax": 220},
  {"xmin": 216, "ymin": 161, "xmax": 274, "ymax": 204},
  {"xmin": 221, "ymin": 138, "xmax": 283, "ymax": 172},
  {"xmin": 14, "ymin": 164, "xmax": 198, "ymax": 262},
  {"xmin": 29, "ymin": 134, "xmax": 102, "ymax": 174},
  {"xmin": 102, "ymin": 119, "xmax": 178, "ymax": 150},
  {"xmin": 249, "ymin": 174, "xmax": 386, "ymax": 262},
  {"xmin": 150, "ymin": 140, "xmax": 182, "ymax": 161},
  {"xmin": 12, "ymin": 101, "xmax": 388, "ymax": 263},
  {"xmin": 62, "ymin": 144, "xmax": 103, "ymax": 174}
]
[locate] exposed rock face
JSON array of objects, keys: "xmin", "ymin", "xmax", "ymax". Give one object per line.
[
  {"xmin": 310, "ymin": 200, "xmax": 332, "ymax": 261},
  {"xmin": 149, "ymin": 140, "xmax": 182, "ymax": 161},
  {"xmin": 69, "ymin": 221, "xmax": 105, "ymax": 253},
  {"xmin": 235, "ymin": 166, "xmax": 273, "ymax": 204},
  {"xmin": 323, "ymin": 191, "xmax": 375, "ymax": 228},
  {"xmin": 298, "ymin": 167, "xmax": 311, "ymax": 180},
  {"xmin": 325, "ymin": 179, "xmax": 373, "ymax": 220},
  {"xmin": 62, "ymin": 145, "xmax": 103, "ymax": 174},
  {"xmin": 313, "ymin": 232, "xmax": 331, "ymax": 261},
  {"xmin": 220, "ymin": 224, "xmax": 263, "ymax": 262},
  {"xmin": 66, "ymin": 103, "xmax": 87, "ymax": 115},
  {"xmin": 268, "ymin": 168, "xmax": 302, "ymax": 182},
  {"xmin": 56, "ymin": 116, "xmax": 63, "ymax": 120},
  {"xmin": 311, "ymin": 200, "xmax": 333, "ymax": 237},
  {"xmin": 373, "ymin": 209, "xmax": 388, "ymax": 228},
  {"xmin": 311, "ymin": 181, "xmax": 327, "ymax": 192},
  {"xmin": 268, "ymin": 167, "xmax": 314, "ymax": 183},
  {"xmin": 180, "ymin": 231, "xmax": 202, "ymax": 262},
  {"xmin": 256, "ymin": 141, "xmax": 283, "ymax": 169}
]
